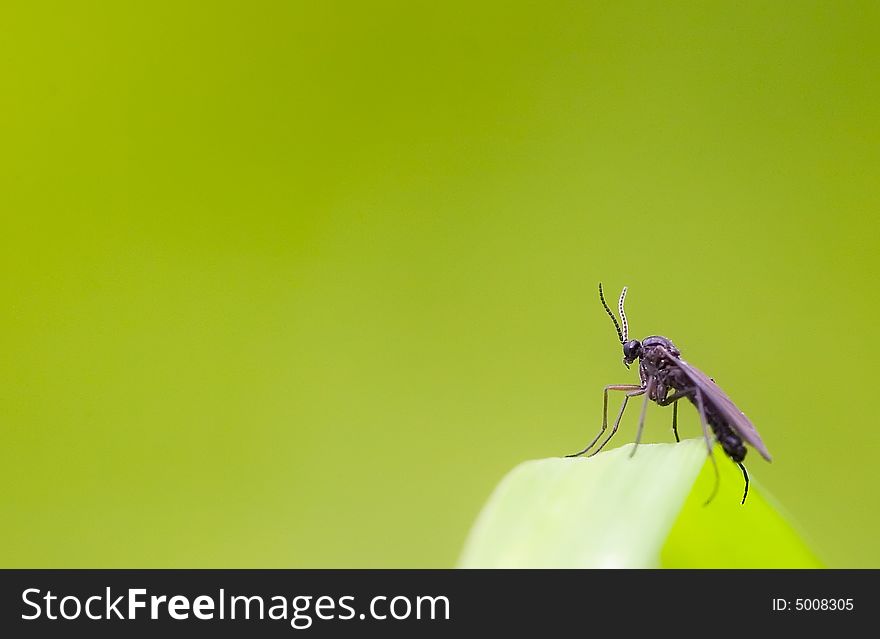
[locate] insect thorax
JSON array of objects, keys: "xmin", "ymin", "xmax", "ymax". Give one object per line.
[
  {"xmin": 638, "ymin": 336, "xmax": 683, "ymax": 401},
  {"xmin": 641, "ymin": 335, "xmax": 679, "ymax": 355}
]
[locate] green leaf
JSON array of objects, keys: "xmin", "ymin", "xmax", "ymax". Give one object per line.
[
  {"xmin": 661, "ymin": 459, "xmax": 821, "ymax": 567},
  {"xmin": 458, "ymin": 439, "xmax": 820, "ymax": 568}
]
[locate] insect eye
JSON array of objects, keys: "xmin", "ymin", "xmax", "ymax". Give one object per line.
[{"xmin": 623, "ymin": 340, "xmax": 641, "ymax": 360}]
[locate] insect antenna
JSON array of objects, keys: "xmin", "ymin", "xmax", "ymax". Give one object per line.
[
  {"xmin": 598, "ymin": 283, "xmax": 624, "ymax": 343},
  {"xmin": 618, "ymin": 286, "xmax": 629, "ymax": 342}
]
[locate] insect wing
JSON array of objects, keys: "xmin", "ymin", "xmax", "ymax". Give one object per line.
[{"xmin": 662, "ymin": 348, "xmax": 772, "ymax": 462}]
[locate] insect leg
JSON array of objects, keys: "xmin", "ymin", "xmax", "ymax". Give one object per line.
[
  {"xmin": 737, "ymin": 462, "xmax": 749, "ymax": 505},
  {"xmin": 565, "ymin": 384, "xmax": 642, "ymax": 457},
  {"xmin": 672, "ymin": 400, "xmax": 679, "ymax": 443},
  {"xmin": 588, "ymin": 387, "xmax": 647, "ymax": 457},
  {"xmin": 628, "ymin": 379, "xmax": 656, "ymax": 458},
  {"xmin": 656, "ymin": 387, "xmax": 696, "ymax": 405},
  {"xmin": 657, "ymin": 387, "xmax": 697, "ymax": 443},
  {"xmin": 694, "ymin": 389, "xmax": 720, "ymax": 505}
]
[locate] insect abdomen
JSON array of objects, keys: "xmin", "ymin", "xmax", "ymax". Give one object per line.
[
  {"xmin": 683, "ymin": 394, "xmax": 747, "ymax": 462},
  {"xmin": 710, "ymin": 415, "xmax": 746, "ymax": 462}
]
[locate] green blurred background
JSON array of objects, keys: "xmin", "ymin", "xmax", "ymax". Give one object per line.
[{"xmin": 2, "ymin": 1, "xmax": 878, "ymax": 567}]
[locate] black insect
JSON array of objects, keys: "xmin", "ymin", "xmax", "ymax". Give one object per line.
[{"xmin": 566, "ymin": 283, "xmax": 772, "ymax": 504}]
